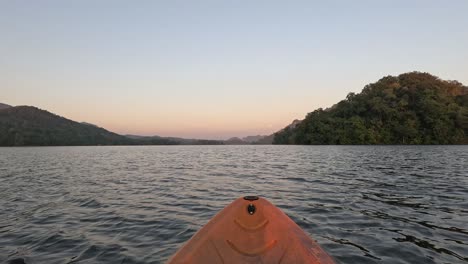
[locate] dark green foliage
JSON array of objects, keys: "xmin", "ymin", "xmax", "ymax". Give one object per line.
[
  {"xmin": 273, "ymin": 72, "xmax": 468, "ymax": 145},
  {"xmin": 0, "ymin": 106, "xmax": 178, "ymax": 146}
]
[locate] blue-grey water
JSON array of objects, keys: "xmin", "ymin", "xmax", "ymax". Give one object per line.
[{"xmin": 0, "ymin": 146, "xmax": 467, "ymax": 264}]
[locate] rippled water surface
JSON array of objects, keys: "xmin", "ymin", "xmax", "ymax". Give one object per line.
[{"xmin": 0, "ymin": 146, "xmax": 467, "ymax": 264}]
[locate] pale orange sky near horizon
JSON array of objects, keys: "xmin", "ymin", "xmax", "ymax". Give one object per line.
[
  {"xmin": 2, "ymin": 1, "xmax": 468, "ymax": 139},
  {"xmin": 5, "ymin": 75, "xmax": 373, "ymax": 139}
]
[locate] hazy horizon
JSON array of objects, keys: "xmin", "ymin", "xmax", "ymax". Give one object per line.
[{"xmin": 2, "ymin": 1, "xmax": 468, "ymax": 139}]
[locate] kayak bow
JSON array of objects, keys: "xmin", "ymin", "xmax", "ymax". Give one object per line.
[{"xmin": 167, "ymin": 196, "xmax": 335, "ymax": 264}]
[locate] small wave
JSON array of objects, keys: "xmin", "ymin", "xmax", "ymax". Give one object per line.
[
  {"xmin": 323, "ymin": 236, "xmax": 381, "ymax": 260},
  {"xmin": 393, "ymin": 231, "xmax": 468, "ymax": 262},
  {"xmin": 285, "ymin": 177, "xmax": 308, "ymax": 183},
  {"xmin": 79, "ymin": 198, "xmax": 105, "ymax": 208}
]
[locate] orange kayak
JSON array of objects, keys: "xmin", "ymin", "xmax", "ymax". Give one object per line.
[{"xmin": 167, "ymin": 196, "xmax": 335, "ymax": 263}]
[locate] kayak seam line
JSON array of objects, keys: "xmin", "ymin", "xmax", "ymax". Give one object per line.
[
  {"xmin": 226, "ymin": 239, "xmax": 277, "ymax": 257},
  {"xmin": 234, "ymin": 219, "xmax": 269, "ymax": 232}
]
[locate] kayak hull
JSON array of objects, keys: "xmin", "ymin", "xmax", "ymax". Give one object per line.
[{"xmin": 167, "ymin": 196, "xmax": 335, "ymax": 264}]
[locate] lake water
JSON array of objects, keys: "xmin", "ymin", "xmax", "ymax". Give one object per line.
[{"xmin": 0, "ymin": 146, "xmax": 467, "ymax": 264}]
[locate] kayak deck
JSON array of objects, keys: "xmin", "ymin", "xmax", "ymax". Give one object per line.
[{"xmin": 167, "ymin": 196, "xmax": 335, "ymax": 263}]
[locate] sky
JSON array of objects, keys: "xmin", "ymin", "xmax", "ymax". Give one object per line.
[{"xmin": 1, "ymin": 1, "xmax": 467, "ymax": 139}]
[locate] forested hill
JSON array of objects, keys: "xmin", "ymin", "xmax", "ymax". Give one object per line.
[
  {"xmin": 0, "ymin": 106, "xmax": 175, "ymax": 146},
  {"xmin": 0, "ymin": 106, "xmax": 226, "ymax": 146},
  {"xmin": 273, "ymin": 72, "xmax": 468, "ymax": 145},
  {"xmin": 0, "ymin": 103, "xmax": 12, "ymax": 110}
]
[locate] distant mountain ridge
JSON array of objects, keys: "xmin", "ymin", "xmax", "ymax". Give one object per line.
[
  {"xmin": 0, "ymin": 106, "xmax": 221, "ymax": 146},
  {"xmin": 251, "ymin": 134, "xmax": 274, "ymax": 144},
  {"xmin": 225, "ymin": 137, "xmax": 248, "ymax": 145},
  {"xmin": 0, "ymin": 104, "xmax": 253, "ymax": 146},
  {"xmin": 125, "ymin": 134, "xmax": 223, "ymax": 145},
  {"xmin": 223, "ymin": 134, "xmax": 274, "ymax": 144},
  {"xmin": 242, "ymin": 135, "xmax": 266, "ymax": 143}
]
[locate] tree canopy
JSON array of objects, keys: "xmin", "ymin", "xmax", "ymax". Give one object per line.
[{"xmin": 273, "ymin": 72, "xmax": 468, "ymax": 144}]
